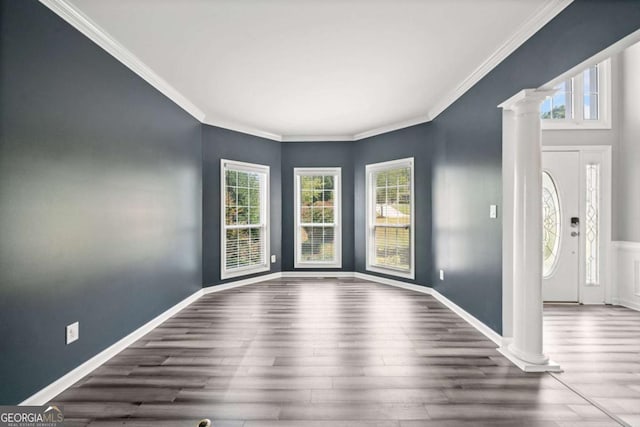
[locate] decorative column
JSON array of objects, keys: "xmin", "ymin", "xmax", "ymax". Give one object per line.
[{"xmin": 499, "ymin": 89, "xmax": 560, "ymax": 372}]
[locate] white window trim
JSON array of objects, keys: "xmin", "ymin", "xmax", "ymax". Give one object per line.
[
  {"xmin": 541, "ymin": 59, "xmax": 612, "ymax": 130},
  {"xmin": 294, "ymin": 167, "xmax": 342, "ymax": 269},
  {"xmin": 365, "ymin": 157, "xmax": 415, "ymax": 280},
  {"xmin": 220, "ymin": 159, "xmax": 270, "ymax": 280}
]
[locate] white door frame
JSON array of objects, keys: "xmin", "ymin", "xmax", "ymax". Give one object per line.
[{"xmin": 542, "ymin": 146, "xmax": 612, "ymax": 305}]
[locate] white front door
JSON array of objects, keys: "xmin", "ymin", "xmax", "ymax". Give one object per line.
[{"xmin": 542, "ymin": 151, "xmax": 580, "ymax": 302}]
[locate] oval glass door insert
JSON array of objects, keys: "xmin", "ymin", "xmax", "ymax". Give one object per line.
[{"xmin": 542, "ymin": 171, "xmax": 561, "ymax": 278}]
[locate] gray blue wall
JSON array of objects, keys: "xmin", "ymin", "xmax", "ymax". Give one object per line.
[
  {"xmin": 202, "ymin": 125, "xmax": 282, "ymax": 286},
  {"xmin": 0, "ymin": 1, "xmax": 202, "ymax": 404},
  {"xmin": 429, "ymin": 0, "xmax": 640, "ymax": 333},
  {"xmin": 353, "ymin": 124, "xmax": 436, "ymax": 284},
  {"xmin": 2, "ymin": 0, "xmax": 640, "ymax": 406},
  {"xmin": 281, "ymin": 142, "xmax": 355, "ymax": 271}
]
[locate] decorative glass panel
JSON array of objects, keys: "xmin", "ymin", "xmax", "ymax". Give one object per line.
[
  {"xmin": 585, "ymin": 164, "xmax": 600, "ymax": 285},
  {"xmin": 542, "ymin": 172, "xmax": 561, "ymax": 278}
]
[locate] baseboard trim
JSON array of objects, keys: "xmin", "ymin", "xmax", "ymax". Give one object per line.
[
  {"xmin": 617, "ymin": 298, "xmax": 640, "ymax": 312},
  {"xmin": 353, "ymin": 272, "xmax": 503, "ymax": 346},
  {"xmin": 20, "ymin": 288, "xmax": 204, "ymax": 405},
  {"xmin": 202, "ymin": 272, "xmax": 282, "ymax": 294},
  {"xmin": 21, "ymin": 270, "xmax": 506, "ymax": 404}
]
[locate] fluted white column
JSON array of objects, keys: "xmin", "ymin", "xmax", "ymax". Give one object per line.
[{"xmin": 499, "ymin": 89, "xmax": 560, "ymax": 371}]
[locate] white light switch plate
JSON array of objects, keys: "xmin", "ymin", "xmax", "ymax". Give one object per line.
[
  {"xmin": 489, "ymin": 204, "xmax": 498, "ymax": 219},
  {"xmin": 439, "ymin": 269, "xmax": 445, "ymax": 281},
  {"xmin": 66, "ymin": 322, "xmax": 79, "ymax": 345},
  {"xmin": 271, "ymin": 255, "xmax": 276, "ymax": 263}
]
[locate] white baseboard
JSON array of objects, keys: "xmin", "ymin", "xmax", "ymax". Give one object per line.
[
  {"xmin": 617, "ymin": 298, "xmax": 640, "ymax": 312},
  {"xmin": 353, "ymin": 272, "xmax": 503, "ymax": 346},
  {"xmin": 20, "ymin": 288, "xmax": 203, "ymax": 405},
  {"xmin": 202, "ymin": 272, "xmax": 282, "ymax": 294},
  {"xmin": 20, "ymin": 269, "xmax": 507, "ymax": 405}
]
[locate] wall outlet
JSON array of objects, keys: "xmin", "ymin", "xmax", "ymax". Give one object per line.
[
  {"xmin": 489, "ymin": 204, "xmax": 498, "ymax": 219},
  {"xmin": 439, "ymin": 269, "xmax": 445, "ymax": 281},
  {"xmin": 66, "ymin": 322, "xmax": 79, "ymax": 345},
  {"xmin": 271, "ymin": 254, "xmax": 276, "ymax": 263}
]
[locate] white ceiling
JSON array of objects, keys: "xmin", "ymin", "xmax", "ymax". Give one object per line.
[{"xmin": 61, "ymin": 0, "xmax": 570, "ymax": 141}]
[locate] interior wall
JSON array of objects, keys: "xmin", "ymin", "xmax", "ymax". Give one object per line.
[
  {"xmin": 281, "ymin": 142, "xmax": 355, "ymax": 271},
  {"xmin": 201, "ymin": 125, "xmax": 282, "ymax": 286},
  {"xmin": 430, "ymin": 0, "xmax": 640, "ymax": 334},
  {"xmin": 617, "ymin": 40, "xmax": 640, "ymax": 242},
  {"xmin": 0, "ymin": 0, "xmax": 202, "ymax": 404},
  {"xmin": 353, "ymin": 123, "xmax": 436, "ymax": 285}
]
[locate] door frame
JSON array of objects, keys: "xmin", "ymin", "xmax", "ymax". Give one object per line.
[{"xmin": 542, "ymin": 145, "xmax": 612, "ymax": 305}]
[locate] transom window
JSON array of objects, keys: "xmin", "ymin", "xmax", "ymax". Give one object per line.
[
  {"xmin": 294, "ymin": 168, "xmax": 342, "ymax": 268},
  {"xmin": 221, "ymin": 159, "xmax": 270, "ymax": 279},
  {"xmin": 366, "ymin": 158, "xmax": 414, "ymax": 279},
  {"xmin": 541, "ymin": 59, "xmax": 611, "ymax": 129}
]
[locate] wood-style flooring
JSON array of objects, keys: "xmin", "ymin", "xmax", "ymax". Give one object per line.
[
  {"xmin": 545, "ymin": 303, "xmax": 640, "ymax": 427},
  {"xmin": 51, "ymin": 278, "xmax": 621, "ymax": 426}
]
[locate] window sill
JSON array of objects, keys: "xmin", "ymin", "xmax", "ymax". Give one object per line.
[
  {"xmin": 366, "ymin": 265, "xmax": 415, "ymax": 280},
  {"xmin": 541, "ymin": 120, "xmax": 612, "ymax": 131},
  {"xmin": 294, "ymin": 261, "xmax": 342, "ymax": 269},
  {"xmin": 221, "ymin": 264, "xmax": 270, "ymax": 280}
]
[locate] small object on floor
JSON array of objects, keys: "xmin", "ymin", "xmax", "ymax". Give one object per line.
[{"xmin": 198, "ymin": 419, "xmax": 212, "ymax": 427}]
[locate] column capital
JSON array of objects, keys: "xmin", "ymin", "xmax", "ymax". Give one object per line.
[{"xmin": 498, "ymin": 89, "xmax": 555, "ymax": 115}]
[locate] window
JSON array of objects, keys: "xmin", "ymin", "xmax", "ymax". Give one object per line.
[
  {"xmin": 366, "ymin": 158, "xmax": 414, "ymax": 279},
  {"xmin": 221, "ymin": 159, "xmax": 270, "ymax": 279},
  {"xmin": 541, "ymin": 59, "xmax": 611, "ymax": 129},
  {"xmin": 294, "ymin": 168, "xmax": 341, "ymax": 268}
]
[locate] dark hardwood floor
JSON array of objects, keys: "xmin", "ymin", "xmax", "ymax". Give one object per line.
[
  {"xmin": 545, "ymin": 303, "xmax": 640, "ymax": 427},
  {"xmin": 51, "ymin": 278, "xmax": 621, "ymax": 426}
]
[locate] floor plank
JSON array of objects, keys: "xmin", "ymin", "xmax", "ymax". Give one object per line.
[
  {"xmin": 48, "ymin": 279, "xmax": 621, "ymax": 426},
  {"xmin": 545, "ymin": 303, "xmax": 640, "ymax": 426}
]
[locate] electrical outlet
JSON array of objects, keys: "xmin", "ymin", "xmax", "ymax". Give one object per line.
[
  {"xmin": 271, "ymin": 255, "xmax": 276, "ymax": 263},
  {"xmin": 66, "ymin": 322, "xmax": 79, "ymax": 345},
  {"xmin": 439, "ymin": 269, "xmax": 445, "ymax": 281},
  {"xmin": 489, "ymin": 204, "xmax": 498, "ymax": 219}
]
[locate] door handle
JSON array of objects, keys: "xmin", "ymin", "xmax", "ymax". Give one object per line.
[{"xmin": 571, "ymin": 231, "xmax": 579, "ymax": 237}]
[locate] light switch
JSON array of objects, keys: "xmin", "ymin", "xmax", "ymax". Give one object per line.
[
  {"xmin": 439, "ymin": 269, "xmax": 445, "ymax": 281},
  {"xmin": 489, "ymin": 204, "xmax": 498, "ymax": 219},
  {"xmin": 271, "ymin": 255, "xmax": 276, "ymax": 263}
]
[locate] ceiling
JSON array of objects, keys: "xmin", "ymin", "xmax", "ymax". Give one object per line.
[{"xmin": 57, "ymin": 0, "xmax": 571, "ymax": 141}]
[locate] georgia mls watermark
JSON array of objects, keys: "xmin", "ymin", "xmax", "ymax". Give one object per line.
[{"xmin": 0, "ymin": 406, "xmax": 64, "ymax": 427}]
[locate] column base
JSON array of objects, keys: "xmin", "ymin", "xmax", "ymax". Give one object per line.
[{"xmin": 498, "ymin": 346, "xmax": 562, "ymax": 372}]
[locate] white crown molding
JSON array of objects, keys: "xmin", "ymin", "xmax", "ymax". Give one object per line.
[
  {"xmin": 202, "ymin": 117, "xmax": 283, "ymax": 142},
  {"xmin": 38, "ymin": 0, "xmax": 206, "ymax": 122},
  {"xmin": 352, "ymin": 114, "xmax": 433, "ymax": 141},
  {"xmin": 40, "ymin": 0, "xmax": 572, "ymax": 143},
  {"xmin": 428, "ymin": 0, "xmax": 574, "ymax": 121}
]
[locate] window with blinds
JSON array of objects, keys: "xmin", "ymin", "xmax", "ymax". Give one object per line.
[
  {"xmin": 294, "ymin": 168, "xmax": 341, "ymax": 268},
  {"xmin": 221, "ymin": 159, "xmax": 270, "ymax": 279},
  {"xmin": 366, "ymin": 158, "xmax": 414, "ymax": 279}
]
